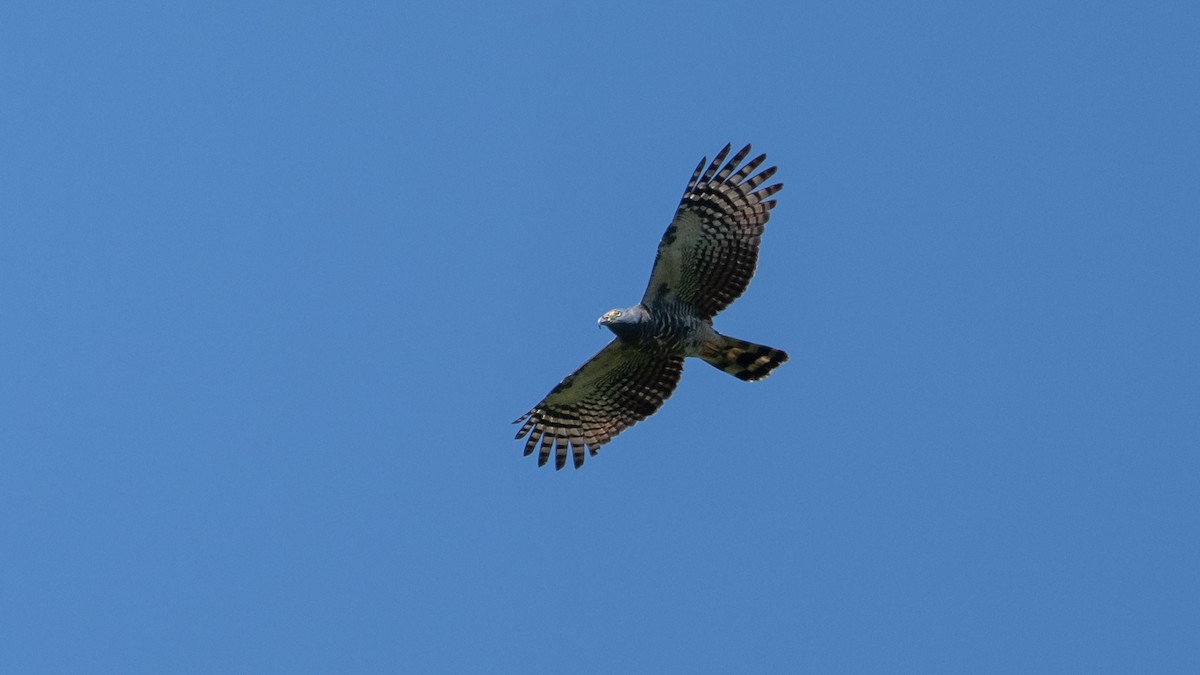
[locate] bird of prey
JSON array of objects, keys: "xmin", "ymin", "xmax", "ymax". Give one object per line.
[{"xmin": 514, "ymin": 144, "xmax": 788, "ymax": 470}]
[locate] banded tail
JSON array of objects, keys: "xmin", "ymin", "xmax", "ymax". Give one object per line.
[{"xmin": 700, "ymin": 334, "xmax": 789, "ymax": 381}]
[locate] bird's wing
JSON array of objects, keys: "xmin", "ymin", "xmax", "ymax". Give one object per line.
[
  {"xmin": 513, "ymin": 340, "xmax": 684, "ymax": 470},
  {"xmin": 642, "ymin": 144, "xmax": 782, "ymax": 320}
]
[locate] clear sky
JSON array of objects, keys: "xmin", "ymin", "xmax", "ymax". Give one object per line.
[{"xmin": 2, "ymin": 2, "xmax": 1198, "ymax": 672}]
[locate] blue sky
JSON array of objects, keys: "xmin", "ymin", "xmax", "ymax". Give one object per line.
[{"xmin": 2, "ymin": 1, "xmax": 1198, "ymax": 672}]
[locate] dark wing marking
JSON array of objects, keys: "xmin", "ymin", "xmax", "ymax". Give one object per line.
[
  {"xmin": 513, "ymin": 340, "xmax": 684, "ymax": 470},
  {"xmin": 642, "ymin": 144, "xmax": 782, "ymax": 320}
]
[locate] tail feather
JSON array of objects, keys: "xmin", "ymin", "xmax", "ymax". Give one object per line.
[{"xmin": 700, "ymin": 334, "xmax": 788, "ymax": 381}]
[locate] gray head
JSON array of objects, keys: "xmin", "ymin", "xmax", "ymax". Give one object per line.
[{"xmin": 597, "ymin": 304, "xmax": 648, "ymax": 338}]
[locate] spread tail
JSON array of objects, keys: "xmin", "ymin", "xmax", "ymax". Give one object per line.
[{"xmin": 700, "ymin": 334, "xmax": 788, "ymax": 381}]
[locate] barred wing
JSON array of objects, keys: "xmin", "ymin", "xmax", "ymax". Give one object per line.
[
  {"xmin": 642, "ymin": 144, "xmax": 783, "ymax": 320},
  {"xmin": 513, "ymin": 340, "xmax": 684, "ymax": 470}
]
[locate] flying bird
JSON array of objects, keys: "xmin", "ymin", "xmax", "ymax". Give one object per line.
[{"xmin": 514, "ymin": 144, "xmax": 788, "ymax": 469}]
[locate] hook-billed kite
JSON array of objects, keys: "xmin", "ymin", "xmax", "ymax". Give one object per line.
[{"xmin": 514, "ymin": 144, "xmax": 789, "ymax": 469}]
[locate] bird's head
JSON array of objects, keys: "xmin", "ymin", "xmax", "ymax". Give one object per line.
[
  {"xmin": 598, "ymin": 308, "xmax": 624, "ymax": 326},
  {"xmin": 598, "ymin": 305, "xmax": 644, "ymax": 337}
]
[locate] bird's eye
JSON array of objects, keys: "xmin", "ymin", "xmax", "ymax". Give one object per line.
[{"xmin": 612, "ymin": 310, "xmax": 622, "ymax": 317}]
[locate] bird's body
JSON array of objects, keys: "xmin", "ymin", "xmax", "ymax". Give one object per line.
[
  {"xmin": 599, "ymin": 303, "xmax": 714, "ymax": 357},
  {"xmin": 514, "ymin": 144, "xmax": 789, "ymax": 470}
]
